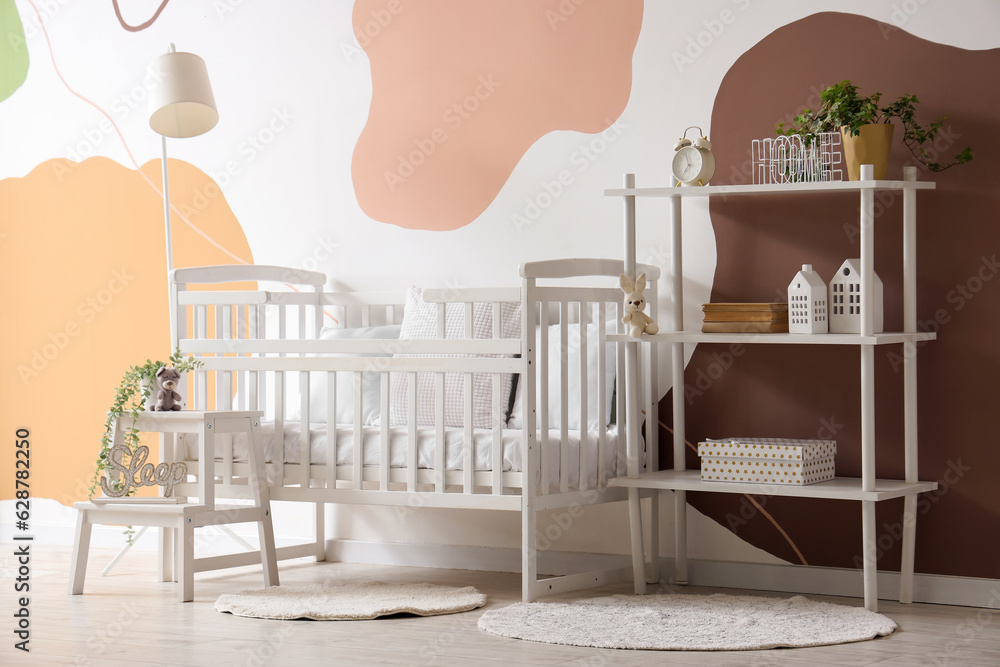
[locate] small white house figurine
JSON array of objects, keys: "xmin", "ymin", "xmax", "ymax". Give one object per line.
[
  {"xmin": 787, "ymin": 264, "xmax": 828, "ymax": 334},
  {"xmin": 828, "ymin": 258, "xmax": 883, "ymax": 334}
]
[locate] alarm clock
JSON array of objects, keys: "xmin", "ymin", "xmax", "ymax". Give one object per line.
[{"xmin": 672, "ymin": 126, "xmax": 716, "ymax": 186}]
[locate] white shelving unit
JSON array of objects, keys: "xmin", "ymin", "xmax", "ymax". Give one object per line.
[{"xmin": 606, "ymin": 166, "xmax": 939, "ymax": 612}]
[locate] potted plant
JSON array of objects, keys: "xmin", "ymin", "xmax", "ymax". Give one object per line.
[
  {"xmin": 89, "ymin": 349, "xmax": 202, "ymax": 518},
  {"xmin": 776, "ymin": 79, "xmax": 973, "ymax": 180}
]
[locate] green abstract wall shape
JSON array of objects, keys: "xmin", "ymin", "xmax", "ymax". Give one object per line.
[{"xmin": 0, "ymin": 0, "xmax": 29, "ymax": 102}]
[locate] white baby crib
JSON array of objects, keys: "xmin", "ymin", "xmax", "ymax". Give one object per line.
[{"xmin": 166, "ymin": 258, "xmax": 659, "ymax": 600}]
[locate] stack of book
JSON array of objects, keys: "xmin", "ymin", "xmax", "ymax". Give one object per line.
[
  {"xmin": 702, "ymin": 303, "xmax": 789, "ymax": 333},
  {"xmin": 698, "ymin": 437, "xmax": 837, "ymax": 486}
]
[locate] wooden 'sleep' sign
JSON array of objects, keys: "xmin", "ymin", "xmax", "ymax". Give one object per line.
[{"xmin": 101, "ymin": 443, "xmax": 187, "ymax": 497}]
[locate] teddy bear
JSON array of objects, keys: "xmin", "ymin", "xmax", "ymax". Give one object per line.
[
  {"xmin": 152, "ymin": 366, "xmax": 183, "ymax": 411},
  {"xmin": 620, "ymin": 273, "xmax": 659, "ymax": 338}
]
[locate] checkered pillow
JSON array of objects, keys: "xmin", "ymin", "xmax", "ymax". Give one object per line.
[{"xmin": 388, "ymin": 286, "xmax": 520, "ymax": 428}]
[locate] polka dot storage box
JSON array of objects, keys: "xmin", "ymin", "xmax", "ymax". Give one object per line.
[{"xmin": 697, "ymin": 437, "xmax": 836, "ymax": 485}]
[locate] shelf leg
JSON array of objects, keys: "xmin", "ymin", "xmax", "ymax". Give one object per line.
[
  {"xmin": 860, "ymin": 164, "xmax": 876, "ymax": 338},
  {"xmin": 623, "ymin": 173, "xmax": 636, "ymax": 277},
  {"xmin": 667, "ymin": 193, "xmax": 688, "ymax": 587},
  {"xmin": 861, "ymin": 346, "xmax": 875, "ymax": 493},
  {"xmin": 675, "ymin": 489, "xmax": 688, "ymax": 585},
  {"xmin": 628, "ymin": 487, "xmax": 646, "ymax": 595},
  {"xmin": 900, "ymin": 495, "xmax": 917, "ymax": 604},
  {"xmin": 862, "ymin": 500, "xmax": 878, "ymax": 612},
  {"xmin": 902, "ymin": 167, "xmax": 918, "ymax": 335},
  {"xmin": 901, "ymin": 165, "xmax": 919, "ymax": 605},
  {"xmin": 159, "ymin": 526, "xmax": 174, "ymax": 583},
  {"xmin": 647, "ymin": 491, "xmax": 660, "ymax": 584}
]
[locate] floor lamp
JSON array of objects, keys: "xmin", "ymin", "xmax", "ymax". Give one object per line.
[
  {"xmin": 148, "ymin": 43, "xmax": 218, "ymax": 352},
  {"xmin": 102, "ymin": 47, "xmax": 226, "ymax": 575}
]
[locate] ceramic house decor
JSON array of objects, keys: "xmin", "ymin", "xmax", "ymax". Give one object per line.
[
  {"xmin": 787, "ymin": 264, "xmax": 828, "ymax": 334},
  {"xmin": 828, "ymin": 258, "xmax": 883, "ymax": 334}
]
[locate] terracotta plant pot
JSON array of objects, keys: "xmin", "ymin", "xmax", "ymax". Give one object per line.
[{"xmin": 840, "ymin": 123, "xmax": 895, "ymax": 180}]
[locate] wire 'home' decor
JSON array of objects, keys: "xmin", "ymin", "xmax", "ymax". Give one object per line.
[{"xmin": 751, "ymin": 132, "xmax": 843, "ymax": 184}]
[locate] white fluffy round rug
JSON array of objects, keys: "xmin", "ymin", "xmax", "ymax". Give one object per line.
[
  {"xmin": 478, "ymin": 593, "xmax": 896, "ymax": 651},
  {"xmin": 216, "ymin": 581, "xmax": 486, "ymax": 620}
]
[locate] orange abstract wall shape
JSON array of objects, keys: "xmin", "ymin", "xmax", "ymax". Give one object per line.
[
  {"xmin": 351, "ymin": 0, "xmax": 643, "ymax": 231},
  {"xmin": 0, "ymin": 157, "xmax": 254, "ymax": 505}
]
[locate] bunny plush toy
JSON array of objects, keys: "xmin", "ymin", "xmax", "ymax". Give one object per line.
[{"xmin": 620, "ymin": 273, "xmax": 659, "ymax": 338}]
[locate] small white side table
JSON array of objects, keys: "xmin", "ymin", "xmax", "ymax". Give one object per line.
[{"xmin": 69, "ymin": 410, "xmax": 278, "ymax": 602}]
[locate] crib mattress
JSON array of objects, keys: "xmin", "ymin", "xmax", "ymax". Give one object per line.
[{"xmin": 177, "ymin": 422, "xmax": 625, "ymax": 489}]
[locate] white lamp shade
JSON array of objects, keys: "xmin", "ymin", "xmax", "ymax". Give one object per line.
[{"xmin": 148, "ymin": 50, "xmax": 218, "ymax": 138}]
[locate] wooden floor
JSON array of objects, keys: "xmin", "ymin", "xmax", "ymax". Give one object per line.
[{"xmin": 5, "ymin": 544, "xmax": 999, "ymax": 667}]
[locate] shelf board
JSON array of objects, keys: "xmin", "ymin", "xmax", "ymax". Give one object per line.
[
  {"xmin": 605, "ymin": 180, "xmax": 936, "ymax": 198},
  {"xmin": 608, "ymin": 331, "xmax": 936, "ymax": 346},
  {"xmin": 607, "ymin": 470, "xmax": 938, "ymax": 501}
]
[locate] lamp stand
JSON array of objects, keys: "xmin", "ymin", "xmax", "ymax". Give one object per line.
[{"xmin": 161, "ymin": 135, "xmax": 178, "ymax": 352}]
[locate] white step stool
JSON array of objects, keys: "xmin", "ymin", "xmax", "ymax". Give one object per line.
[{"xmin": 69, "ymin": 410, "xmax": 278, "ymax": 602}]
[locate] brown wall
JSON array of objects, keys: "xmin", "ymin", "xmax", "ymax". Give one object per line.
[{"xmin": 661, "ymin": 12, "xmax": 1000, "ymax": 578}]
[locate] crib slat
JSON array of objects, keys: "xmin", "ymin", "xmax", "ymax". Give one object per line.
[
  {"xmin": 579, "ymin": 302, "xmax": 589, "ymax": 492},
  {"xmin": 615, "ymin": 302, "xmax": 627, "ymax": 477},
  {"xmin": 492, "ymin": 301, "xmax": 504, "ymax": 494},
  {"xmin": 380, "ymin": 371, "xmax": 390, "ymax": 491},
  {"xmin": 559, "ymin": 301, "xmax": 569, "ymax": 495},
  {"xmin": 353, "ymin": 371, "xmax": 363, "ymax": 489},
  {"xmin": 195, "ymin": 305, "xmax": 208, "ymax": 410},
  {"xmin": 464, "ymin": 301, "xmax": 474, "ymax": 493},
  {"xmin": 300, "ymin": 370, "xmax": 311, "ymax": 487},
  {"xmin": 435, "ymin": 373, "xmax": 445, "ymax": 494},
  {"xmin": 539, "ymin": 302, "xmax": 550, "ymax": 495},
  {"xmin": 213, "ymin": 305, "xmax": 223, "ymax": 411},
  {"xmin": 221, "ymin": 305, "xmax": 233, "ymax": 411},
  {"xmin": 249, "ymin": 370, "xmax": 259, "ymax": 412},
  {"xmin": 327, "ymin": 371, "xmax": 337, "ymax": 489},
  {"xmin": 492, "ymin": 371, "xmax": 502, "ymax": 495},
  {"xmin": 597, "ymin": 301, "xmax": 607, "ymax": 487},
  {"xmin": 435, "ymin": 304, "xmax": 446, "ymax": 493},
  {"xmin": 492, "ymin": 303, "xmax": 501, "ymax": 338},
  {"xmin": 464, "ymin": 372, "xmax": 473, "ymax": 494},
  {"xmin": 407, "ymin": 372, "xmax": 417, "ymax": 492},
  {"xmin": 236, "ymin": 304, "xmax": 247, "ymax": 410},
  {"xmin": 219, "ymin": 304, "xmax": 234, "ymax": 484},
  {"xmin": 273, "ymin": 370, "xmax": 285, "ymax": 486},
  {"xmin": 313, "ymin": 285, "xmax": 323, "ymax": 338},
  {"xmin": 276, "ymin": 304, "xmax": 287, "ymax": 485},
  {"xmin": 254, "ymin": 305, "xmax": 265, "ymax": 413},
  {"xmin": 176, "ymin": 282, "xmax": 188, "ymax": 353}
]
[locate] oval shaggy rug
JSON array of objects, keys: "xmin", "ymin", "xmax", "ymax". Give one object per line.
[
  {"xmin": 478, "ymin": 593, "xmax": 896, "ymax": 651},
  {"xmin": 216, "ymin": 581, "xmax": 486, "ymax": 620}
]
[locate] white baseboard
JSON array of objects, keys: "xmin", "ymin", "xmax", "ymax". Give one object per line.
[{"xmin": 327, "ymin": 539, "xmax": 1000, "ymax": 609}]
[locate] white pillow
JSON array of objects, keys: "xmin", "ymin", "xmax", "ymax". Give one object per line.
[
  {"xmin": 286, "ymin": 324, "xmax": 401, "ymax": 425},
  {"xmin": 387, "ymin": 286, "xmax": 520, "ymax": 429},
  {"xmin": 508, "ymin": 321, "xmax": 616, "ymax": 431}
]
